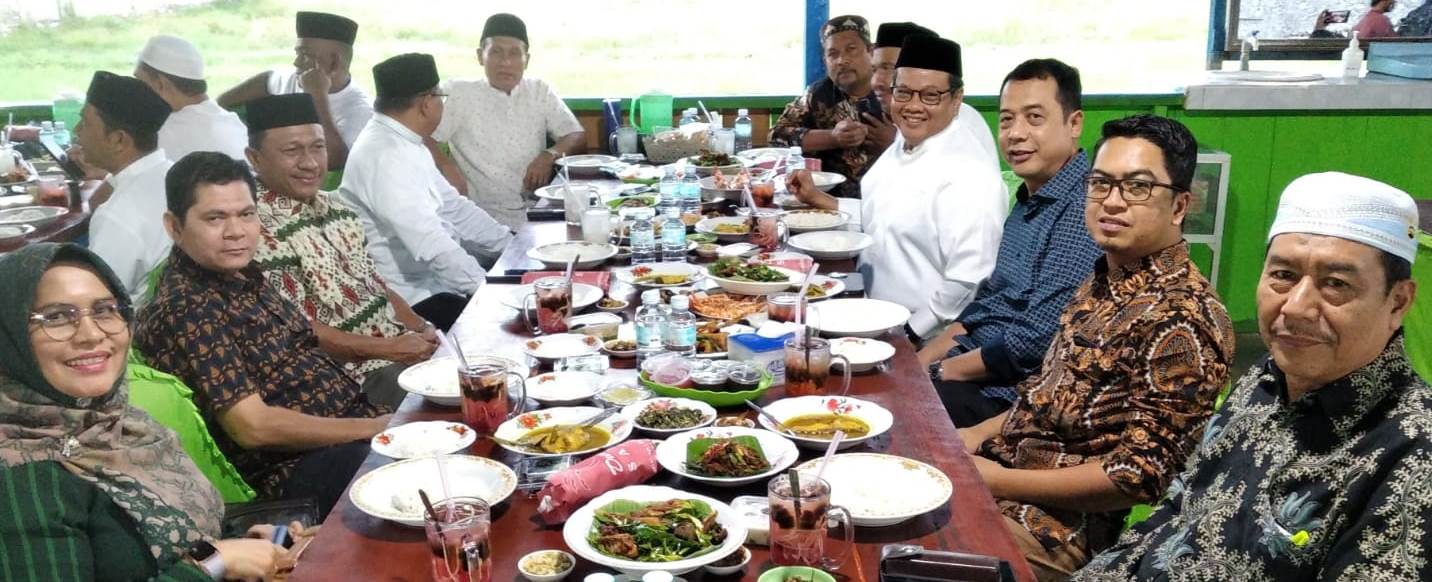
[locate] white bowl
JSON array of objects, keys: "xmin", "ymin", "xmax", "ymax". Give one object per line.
[
  {"xmin": 793, "ymin": 453, "xmax": 953, "ymax": 527},
  {"xmin": 0, "ymin": 205, "xmax": 67, "ymax": 228},
  {"xmin": 348, "ymin": 455, "xmax": 517, "ymax": 527},
  {"xmin": 524, "ymin": 371, "xmax": 604, "ymax": 406},
  {"xmin": 704, "ymin": 546, "xmax": 751, "ymax": 576},
  {"xmin": 656, "ymin": 426, "xmax": 799, "ymax": 487},
  {"xmin": 534, "ymin": 183, "xmax": 600, "ymax": 203},
  {"xmin": 493, "ymin": 406, "xmax": 633, "ymax": 457},
  {"xmin": 612, "ymin": 262, "xmax": 705, "ymax": 288},
  {"xmin": 501, "ymin": 283, "xmax": 605, "ymax": 313},
  {"xmin": 518, "ymin": 550, "xmax": 576, "ymax": 582},
  {"xmin": 0, "ymin": 223, "xmax": 34, "ymax": 242},
  {"xmin": 620, "ymin": 397, "xmax": 718, "ymax": 436},
  {"xmin": 695, "ymin": 216, "xmax": 753, "ymax": 242},
  {"xmin": 397, "ymin": 356, "xmax": 527, "ymax": 407},
  {"xmin": 807, "ymin": 298, "xmax": 910, "ymax": 338},
  {"xmin": 562, "ymin": 485, "xmax": 748, "ymax": 575},
  {"xmin": 526, "ymin": 242, "xmax": 618, "ymax": 270},
  {"xmin": 787, "ymin": 230, "xmax": 874, "ymax": 261},
  {"xmin": 371, "ymin": 421, "xmax": 477, "ymax": 458},
  {"xmin": 755, "ymin": 395, "xmax": 894, "ymax": 451},
  {"xmin": 828, "ymin": 337, "xmax": 896, "ymax": 373},
  {"xmin": 523, "ymin": 334, "xmax": 603, "ymax": 361},
  {"xmin": 782, "ymin": 209, "xmax": 849, "ymax": 233},
  {"xmin": 735, "ymin": 147, "xmax": 790, "ymax": 165},
  {"xmin": 810, "ymin": 171, "xmax": 847, "ymax": 192},
  {"xmin": 706, "ymin": 265, "xmax": 804, "ymax": 296},
  {"xmin": 555, "ymin": 154, "xmax": 618, "ymax": 168},
  {"xmin": 681, "ymin": 156, "xmax": 748, "ymax": 177}
]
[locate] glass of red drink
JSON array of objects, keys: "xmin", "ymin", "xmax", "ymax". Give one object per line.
[
  {"xmin": 767, "ymin": 292, "xmax": 806, "ymax": 324},
  {"xmin": 424, "ymin": 496, "xmax": 492, "ymax": 582},
  {"xmin": 768, "ymin": 474, "xmax": 853, "ymax": 569},
  {"xmin": 522, "ymin": 277, "xmax": 572, "ymax": 335},
  {"xmin": 751, "ymin": 209, "xmax": 787, "ymax": 251},
  {"xmin": 749, "ymin": 176, "xmax": 776, "ymax": 208},
  {"xmin": 458, "ymin": 357, "xmax": 527, "ymax": 435},
  {"xmin": 783, "ymin": 336, "xmax": 851, "ymax": 398}
]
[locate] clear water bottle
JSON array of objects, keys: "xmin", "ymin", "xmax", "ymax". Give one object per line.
[
  {"xmin": 784, "ymin": 146, "xmax": 805, "ymax": 178},
  {"xmin": 660, "ymin": 206, "xmax": 688, "ymax": 263},
  {"xmin": 39, "ymin": 121, "xmax": 54, "ymax": 139},
  {"xmin": 635, "ymin": 290, "xmax": 667, "ymax": 364},
  {"xmin": 678, "ymin": 108, "xmax": 699, "ymax": 127},
  {"xmin": 679, "ymin": 165, "xmax": 701, "ymax": 220},
  {"xmin": 733, "ymin": 108, "xmax": 753, "ymax": 152},
  {"xmin": 52, "ymin": 121, "xmax": 70, "ymax": 149},
  {"xmin": 658, "ymin": 166, "xmax": 680, "ymax": 211},
  {"xmin": 629, "ymin": 207, "xmax": 658, "ymax": 265},
  {"xmin": 663, "ymin": 294, "xmax": 697, "ymax": 357}
]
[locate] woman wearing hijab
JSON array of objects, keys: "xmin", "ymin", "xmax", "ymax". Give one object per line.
[{"xmin": 0, "ymin": 243, "xmax": 282, "ymax": 581}]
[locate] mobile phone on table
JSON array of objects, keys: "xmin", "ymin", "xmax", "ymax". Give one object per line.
[{"xmin": 1326, "ymin": 10, "xmax": 1351, "ymax": 24}]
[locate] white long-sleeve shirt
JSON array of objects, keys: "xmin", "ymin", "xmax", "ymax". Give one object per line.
[
  {"xmin": 338, "ymin": 114, "xmax": 513, "ymax": 305},
  {"xmin": 954, "ymin": 102, "xmax": 999, "ymax": 170},
  {"xmin": 267, "ymin": 68, "xmax": 373, "ymax": 148},
  {"xmin": 840, "ymin": 120, "xmax": 1008, "ymax": 338},
  {"xmin": 158, "ymin": 99, "xmax": 248, "ymax": 162},
  {"xmin": 88, "ymin": 150, "xmax": 174, "ymax": 304}
]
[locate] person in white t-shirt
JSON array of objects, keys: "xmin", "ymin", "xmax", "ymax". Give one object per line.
[
  {"xmin": 133, "ymin": 35, "xmax": 247, "ymax": 162},
  {"xmin": 218, "ymin": 11, "xmax": 371, "ymax": 169},
  {"xmin": 429, "ymin": 13, "xmax": 586, "ymax": 229}
]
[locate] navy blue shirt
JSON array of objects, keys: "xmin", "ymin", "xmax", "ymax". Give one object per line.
[{"xmin": 957, "ymin": 151, "xmax": 1102, "ymax": 401}]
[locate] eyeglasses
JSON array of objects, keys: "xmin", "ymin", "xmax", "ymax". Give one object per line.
[
  {"xmin": 426, "ymin": 91, "xmax": 448, "ymax": 103},
  {"xmin": 891, "ymin": 86, "xmax": 954, "ymax": 106},
  {"xmin": 28, "ymin": 301, "xmax": 131, "ymax": 342},
  {"xmin": 1084, "ymin": 175, "xmax": 1184, "ymax": 202}
]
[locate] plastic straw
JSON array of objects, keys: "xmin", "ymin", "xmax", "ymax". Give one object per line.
[
  {"xmin": 432, "ymin": 454, "xmax": 456, "ymax": 519},
  {"xmin": 813, "ymin": 430, "xmax": 846, "ymax": 486},
  {"xmin": 741, "ymin": 184, "xmax": 758, "ymax": 213},
  {"xmin": 697, "ymin": 100, "xmax": 714, "ymax": 125},
  {"xmin": 793, "ymin": 262, "xmax": 820, "ymax": 326},
  {"xmin": 437, "ymin": 330, "xmax": 471, "ymax": 370}
]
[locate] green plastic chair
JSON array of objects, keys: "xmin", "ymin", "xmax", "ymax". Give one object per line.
[
  {"xmin": 1405, "ymin": 233, "xmax": 1432, "ymax": 382},
  {"xmin": 126, "ymin": 351, "xmax": 256, "ymax": 503}
]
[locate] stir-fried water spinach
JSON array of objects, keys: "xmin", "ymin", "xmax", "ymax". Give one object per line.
[{"xmin": 588, "ymin": 499, "xmax": 728, "ymax": 562}]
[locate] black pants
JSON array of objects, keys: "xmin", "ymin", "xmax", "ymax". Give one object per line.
[
  {"xmin": 281, "ymin": 440, "xmax": 371, "ymax": 520},
  {"xmin": 413, "ymin": 292, "xmax": 470, "ymax": 331},
  {"xmin": 936, "ymin": 380, "xmax": 1014, "ymax": 428}
]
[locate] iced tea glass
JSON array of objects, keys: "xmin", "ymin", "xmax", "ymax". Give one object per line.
[
  {"xmin": 751, "ymin": 209, "xmax": 787, "ymax": 251},
  {"xmin": 783, "ymin": 336, "xmax": 851, "ymax": 397},
  {"xmin": 767, "ymin": 292, "xmax": 806, "ymax": 324},
  {"xmin": 523, "ymin": 277, "xmax": 572, "ymax": 335},
  {"xmin": 768, "ymin": 474, "xmax": 853, "ymax": 569},
  {"xmin": 458, "ymin": 357, "xmax": 527, "ymax": 435},
  {"xmin": 424, "ymin": 496, "xmax": 492, "ymax": 582}
]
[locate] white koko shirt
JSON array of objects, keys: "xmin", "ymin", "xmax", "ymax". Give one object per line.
[
  {"xmin": 267, "ymin": 68, "xmax": 373, "ymax": 148},
  {"xmin": 338, "ymin": 114, "xmax": 513, "ymax": 305},
  {"xmin": 433, "ymin": 77, "xmax": 583, "ymax": 229},
  {"xmin": 158, "ymin": 98, "xmax": 248, "ymax": 162},
  {"xmin": 89, "ymin": 150, "xmax": 174, "ymax": 305}
]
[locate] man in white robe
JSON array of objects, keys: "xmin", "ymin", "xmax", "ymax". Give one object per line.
[{"xmin": 134, "ymin": 35, "xmax": 247, "ymax": 162}]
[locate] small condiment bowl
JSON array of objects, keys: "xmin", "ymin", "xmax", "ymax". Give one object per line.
[
  {"xmin": 519, "ymin": 549, "xmax": 576, "ymax": 581},
  {"xmin": 712, "ymin": 416, "xmax": 756, "ymax": 429},
  {"xmin": 758, "ymin": 566, "xmax": 835, "ymax": 582},
  {"xmin": 705, "ymin": 545, "xmax": 751, "ymax": 576},
  {"xmin": 696, "ymin": 243, "xmax": 720, "ymax": 259},
  {"xmin": 596, "ymin": 297, "xmax": 629, "ymax": 313}
]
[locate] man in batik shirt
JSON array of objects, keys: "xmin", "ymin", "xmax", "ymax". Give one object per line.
[
  {"xmin": 244, "ymin": 93, "xmax": 436, "ymax": 397},
  {"xmin": 960, "ymin": 115, "xmax": 1235, "ymax": 580},
  {"xmin": 768, "ymin": 15, "xmax": 881, "ymax": 198},
  {"xmin": 1074, "ymin": 172, "xmax": 1430, "ymax": 581}
]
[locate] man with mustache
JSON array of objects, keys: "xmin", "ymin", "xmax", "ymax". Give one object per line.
[
  {"xmin": 787, "ymin": 35, "xmax": 1006, "ymax": 341},
  {"xmin": 769, "ymin": 15, "xmax": 881, "ymax": 198},
  {"xmin": 1074, "ymin": 172, "xmax": 1430, "ymax": 581},
  {"xmin": 960, "ymin": 114, "xmax": 1234, "ymax": 580},
  {"xmin": 244, "ymin": 93, "xmax": 437, "ymax": 406}
]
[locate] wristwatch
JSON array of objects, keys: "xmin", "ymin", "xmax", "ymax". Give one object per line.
[
  {"xmin": 186, "ymin": 540, "xmax": 224, "ymax": 581},
  {"xmin": 544, "ymin": 147, "xmax": 560, "ymax": 159}
]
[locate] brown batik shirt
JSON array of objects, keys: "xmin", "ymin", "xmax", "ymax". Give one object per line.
[
  {"xmin": 137, "ymin": 249, "xmax": 390, "ymax": 498},
  {"xmin": 978, "ymin": 242, "xmax": 1235, "ymax": 557},
  {"xmin": 768, "ymin": 78, "xmax": 878, "ymax": 198}
]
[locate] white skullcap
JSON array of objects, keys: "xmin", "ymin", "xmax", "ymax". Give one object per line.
[
  {"xmin": 1268, "ymin": 171, "xmax": 1419, "ymax": 264},
  {"xmin": 137, "ymin": 35, "xmax": 204, "ymax": 80}
]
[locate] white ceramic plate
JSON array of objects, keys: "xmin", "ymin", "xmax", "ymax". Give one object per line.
[
  {"xmin": 397, "ymin": 356, "xmax": 527, "ymax": 407},
  {"xmin": 680, "ymin": 156, "xmax": 748, "ymax": 177},
  {"xmin": 526, "ymin": 241, "xmax": 618, "ymax": 270},
  {"xmin": 620, "ymin": 397, "xmax": 718, "ymax": 435},
  {"xmin": 0, "ymin": 205, "xmax": 67, "ymax": 228},
  {"xmin": 493, "ymin": 406, "xmax": 633, "ymax": 457},
  {"xmin": 782, "ymin": 209, "xmax": 849, "ymax": 233},
  {"xmin": 829, "ymin": 337, "xmax": 895, "ymax": 373},
  {"xmin": 787, "ymin": 230, "xmax": 874, "ymax": 261},
  {"xmin": 656, "ymin": 426, "xmax": 799, "ymax": 487},
  {"xmin": 501, "ymin": 283, "xmax": 604, "ymax": 312},
  {"xmin": 736, "ymin": 147, "xmax": 790, "ymax": 165},
  {"xmin": 792, "ymin": 275, "xmax": 845, "ymax": 302},
  {"xmin": 555, "ymin": 154, "xmax": 619, "ymax": 168},
  {"xmin": 523, "ymin": 334, "xmax": 603, "ymax": 361},
  {"xmin": 612, "ymin": 262, "xmax": 705, "ymax": 288},
  {"xmin": 534, "ymin": 183, "xmax": 601, "ymax": 202},
  {"xmin": 524, "ymin": 371, "xmax": 604, "ymax": 406},
  {"xmin": 755, "ymin": 395, "xmax": 894, "ymax": 450},
  {"xmin": 706, "ymin": 265, "xmax": 804, "ymax": 296},
  {"xmin": 807, "ymin": 298, "xmax": 910, "ymax": 338},
  {"xmin": 810, "ymin": 171, "xmax": 847, "ymax": 192},
  {"xmin": 0, "ymin": 223, "xmax": 34, "ymax": 242},
  {"xmin": 794, "ymin": 453, "xmax": 952, "ymax": 527},
  {"xmin": 562, "ymin": 485, "xmax": 747, "ymax": 575},
  {"xmin": 348, "ymin": 455, "xmax": 517, "ymax": 527},
  {"xmin": 695, "ymin": 216, "xmax": 752, "ymax": 242},
  {"xmin": 371, "ymin": 421, "xmax": 477, "ymax": 459}
]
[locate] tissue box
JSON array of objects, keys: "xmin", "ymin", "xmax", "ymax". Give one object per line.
[{"xmin": 728, "ymin": 332, "xmax": 793, "ymax": 386}]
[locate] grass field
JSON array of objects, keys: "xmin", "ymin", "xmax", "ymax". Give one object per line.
[{"xmin": 0, "ymin": 0, "xmax": 1208, "ymax": 104}]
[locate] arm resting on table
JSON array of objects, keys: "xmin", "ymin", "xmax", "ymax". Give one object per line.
[{"xmin": 218, "ymin": 394, "xmax": 387, "ymax": 452}]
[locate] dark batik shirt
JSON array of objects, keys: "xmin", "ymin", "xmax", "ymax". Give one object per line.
[
  {"xmin": 768, "ymin": 77, "xmax": 878, "ymax": 198},
  {"xmin": 957, "ymin": 151, "xmax": 1102, "ymax": 400},
  {"xmin": 136, "ymin": 250, "xmax": 388, "ymax": 497},
  {"xmin": 1074, "ymin": 334, "xmax": 1432, "ymax": 582},
  {"xmin": 980, "ymin": 242, "xmax": 1235, "ymax": 556}
]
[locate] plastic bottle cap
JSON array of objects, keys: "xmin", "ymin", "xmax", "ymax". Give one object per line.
[
  {"xmin": 738, "ymin": 108, "xmax": 749, "ymax": 115},
  {"xmin": 670, "ymin": 295, "xmax": 689, "ymax": 310},
  {"xmin": 641, "ymin": 289, "xmax": 661, "ymax": 304}
]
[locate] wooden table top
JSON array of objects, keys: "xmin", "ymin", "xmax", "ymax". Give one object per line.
[{"xmin": 288, "ymin": 200, "xmax": 1034, "ymax": 582}]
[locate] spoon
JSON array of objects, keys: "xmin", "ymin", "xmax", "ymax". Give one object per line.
[{"xmin": 744, "ymin": 400, "xmax": 796, "ymax": 436}]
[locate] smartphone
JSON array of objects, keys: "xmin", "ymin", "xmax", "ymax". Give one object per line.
[
  {"xmin": 270, "ymin": 524, "xmax": 294, "ymax": 549},
  {"xmin": 1326, "ymin": 10, "xmax": 1351, "ymax": 24},
  {"xmin": 857, "ymin": 95, "xmax": 883, "ymax": 120}
]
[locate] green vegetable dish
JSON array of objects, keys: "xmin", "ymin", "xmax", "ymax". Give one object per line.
[
  {"xmin": 707, "ymin": 257, "xmax": 789, "ymax": 283},
  {"xmin": 635, "ymin": 401, "xmax": 707, "ymax": 429},
  {"xmin": 588, "ymin": 499, "xmax": 728, "ymax": 562}
]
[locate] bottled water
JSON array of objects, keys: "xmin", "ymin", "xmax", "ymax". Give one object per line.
[
  {"xmin": 658, "ymin": 166, "xmax": 680, "ymax": 211},
  {"xmin": 635, "ymin": 290, "xmax": 667, "ymax": 364},
  {"xmin": 784, "ymin": 146, "xmax": 805, "ymax": 178},
  {"xmin": 678, "ymin": 108, "xmax": 699, "ymax": 127},
  {"xmin": 733, "ymin": 108, "xmax": 753, "ymax": 152},
  {"xmin": 663, "ymin": 294, "xmax": 697, "ymax": 357},
  {"xmin": 679, "ymin": 165, "xmax": 702, "ymax": 220},
  {"xmin": 660, "ymin": 206, "xmax": 688, "ymax": 263},
  {"xmin": 52, "ymin": 121, "xmax": 70, "ymax": 149},
  {"xmin": 629, "ymin": 207, "xmax": 658, "ymax": 265}
]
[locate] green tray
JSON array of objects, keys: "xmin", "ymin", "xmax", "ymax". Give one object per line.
[{"xmin": 638, "ymin": 369, "xmax": 773, "ymax": 408}]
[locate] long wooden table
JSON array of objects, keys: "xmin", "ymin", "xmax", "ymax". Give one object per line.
[{"xmin": 290, "ymin": 211, "xmax": 1035, "ymax": 582}]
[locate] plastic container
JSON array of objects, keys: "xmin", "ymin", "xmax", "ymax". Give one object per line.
[
  {"xmin": 635, "ymin": 289, "xmax": 666, "ymax": 363},
  {"xmin": 734, "ymin": 109, "xmax": 753, "ymax": 152},
  {"xmin": 728, "ymin": 332, "xmax": 795, "ymax": 386},
  {"xmin": 51, "ymin": 92, "xmax": 83, "ymax": 132},
  {"xmin": 679, "ymin": 166, "xmax": 701, "ymax": 220},
  {"xmin": 1342, "ymin": 31, "xmax": 1364, "ymax": 80},
  {"xmin": 629, "ymin": 207, "xmax": 658, "ymax": 265},
  {"xmin": 663, "ymin": 294, "xmax": 697, "ymax": 357},
  {"xmin": 660, "ymin": 206, "xmax": 687, "ymax": 263}
]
